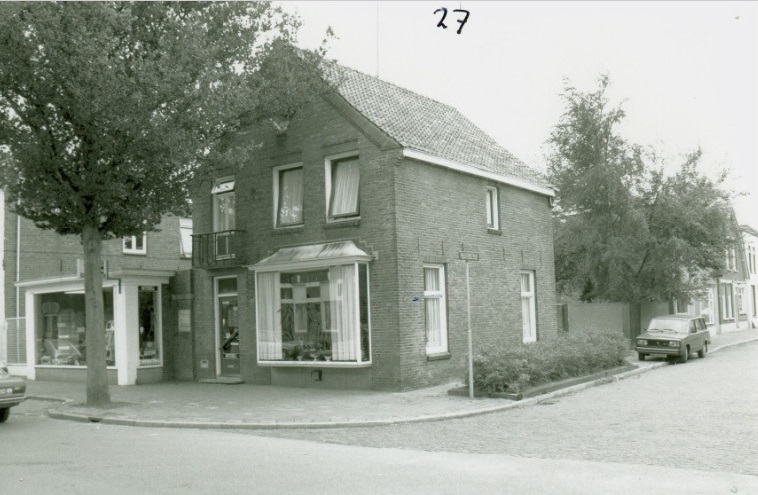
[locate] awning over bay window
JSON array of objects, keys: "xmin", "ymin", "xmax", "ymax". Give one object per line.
[{"xmin": 251, "ymin": 241, "xmax": 372, "ymax": 273}]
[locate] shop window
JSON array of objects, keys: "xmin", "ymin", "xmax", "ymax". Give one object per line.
[
  {"xmin": 424, "ymin": 265, "xmax": 448, "ymax": 355},
  {"xmin": 274, "ymin": 164, "xmax": 304, "ymax": 227},
  {"xmin": 123, "ymin": 234, "xmax": 147, "ymax": 255},
  {"xmin": 38, "ymin": 289, "xmax": 115, "ymax": 366},
  {"xmin": 139, "ymin": 287, "xmax": 160, "ymax": 366},
  {"xmin": 326, "ymin": 155, "xmax": 360, "ymax": 221},
  {"xmin": 256, "ymin": 264, "xmax": 370, "ymax": 364},
  {"xmin": 521, "ymin": 270, "xmax": 537, "ymax": 343},
  {"xmin": 700, "ymin": 290, "xmax": 714, "ymax": 324}
]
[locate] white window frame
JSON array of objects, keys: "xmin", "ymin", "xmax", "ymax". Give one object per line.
[
  {"xmin": 273, "ymin": 163, "xmax": 304, "ymax": 228},
  {"xmin": 673, "ymin": 294, "xmax": 691, "ymax": 315},
  {"xmin": 123, "ymin": 234, "xmax": 147, "ymax": 255},
  {"xmin": 700, "ymin": 289, "xmax": 715, "ymax": 324},
  {"xmin": 521, "ymin": 270, "xmax": 537, "ymax": 343},
  {"xmin": 737, "ymin": 285, "xmax": 747, "ymax": 315},
  {"xmin": 486, "ymin": 186, "xmax": 499, "ymax": 230},
  {"xmin": 423, "ymin": 264, "xmax": 448, "ymax": 355},
  {"xmin": 212, "ymin": 177, "xmax": 235, "ymax": 233},
  {"xmin": 179, "ymin": 218, "xmax": 193, "ymax": 259},
  {"xmin": 325, "ymin": 152, "xmax": 360, "ymax": 222},
  {"xmin": 721, "ymin": 281, "xmax": 734, "ymax": 320}
]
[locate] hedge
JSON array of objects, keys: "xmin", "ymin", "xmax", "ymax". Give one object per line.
[{"xmin": 471, "ymin": 331, "xmax": 629, "ymax": 394}]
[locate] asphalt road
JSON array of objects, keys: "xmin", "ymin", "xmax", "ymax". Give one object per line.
[{"xmin": 1, "ymin": 341, "xmax": 756, "ymax": 494}]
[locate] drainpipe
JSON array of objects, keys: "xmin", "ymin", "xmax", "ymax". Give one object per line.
[
  {"xmin": 714, "ymin": 279, "xmax": 722, "ymax": 335},
  {"xmin": 15, "ymin": 204, "xmax": 20, "ymax": 319}
]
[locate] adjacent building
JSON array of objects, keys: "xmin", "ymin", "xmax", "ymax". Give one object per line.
[
  {"xmin": 0, "ymin": 192, "xmax": 192, "ymax": 385},
  {"xmin": 740, "ymin": 224, "xmax": 758, "ymax": 329},
  {"xmin": 188, "ymin": 66, "xmax": 558, "ymax": 390}
]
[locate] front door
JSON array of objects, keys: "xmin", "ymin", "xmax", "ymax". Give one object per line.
[{"xmin": 216, "ymin": 277, "xmax": 239, "ymax": 377}]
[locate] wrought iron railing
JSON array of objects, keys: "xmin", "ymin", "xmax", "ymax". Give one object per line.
[{"xmin": 191, "ymin": 230, "xmax": 247, "ymax": 268}]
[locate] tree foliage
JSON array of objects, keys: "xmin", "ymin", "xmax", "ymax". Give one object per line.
[
  {"xmin": 548, "ymin": 76, "xmax": 732, "ymax": 304},
  {"xmin": 0, "ymin": 2, "xmax": 331, "ymax": 405}
]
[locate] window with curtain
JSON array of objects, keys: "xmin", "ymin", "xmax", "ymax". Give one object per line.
[
  {"xmin": 276, "ymin": 166, "xmax": 304, "ymax": 226},
  {"xmin": 256, "ymin": 264, "xmax": 370, "ymax": 364},
  {"xmin": 521, "ymin": 270, "xmax": 537, "ymax": 343},
  {"xmin": 424, "ymin": 265, "xmax": 447, "ymax": 355},
  {"xmin": 486, "ymin": 187, "xmax": 499, "ymax": 230},
  {"xmin": 328, "ymin": 156, "xmax": 360, "ymax": 219},
  {"xmin": 212, "ymin": 179, "xmax": 235, "ymax": 232},
  {"xmin": 721, "ymin": 282, "xmax": 734, "ymax": 319}
]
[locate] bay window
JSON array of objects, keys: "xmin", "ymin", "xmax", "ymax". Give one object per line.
[{"xmin": 256, "ymin": 263, "xmax": 370, "ymax": 364}]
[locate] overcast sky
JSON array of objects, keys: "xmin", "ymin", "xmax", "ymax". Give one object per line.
[{"xmin": 279, "ymin": 1, "xmax": 758, "ymax": 227}]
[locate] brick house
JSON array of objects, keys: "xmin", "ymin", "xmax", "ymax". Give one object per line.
[
  {"xmin": 740, "ymin": 224, "xmax": 758, "ymax": 328},
  {"xmin": 0, "ymin": 191, "xmax": 193, "ymax": 385},
  {"xmin": 189, "ymin": 66, "xmax": 558, "ymax": 390}
]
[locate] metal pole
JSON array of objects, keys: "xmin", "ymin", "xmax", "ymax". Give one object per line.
[{"xmin": 466, "ymin": 260, "xmax": 474, "ymax": 399}]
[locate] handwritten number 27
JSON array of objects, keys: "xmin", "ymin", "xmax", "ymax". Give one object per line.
[{"xmin": 434, "ymin": 8, "xmax": 470, "ymax": 34}]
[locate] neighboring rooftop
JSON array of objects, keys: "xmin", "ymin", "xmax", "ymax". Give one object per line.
[{"xmin": 330, "ymin": 64, "xmax": 551, "ymax": 190}]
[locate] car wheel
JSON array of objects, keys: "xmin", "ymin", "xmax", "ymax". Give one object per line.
[
  {"xmin": 638, "ymin": 352, "xmax": 645, "ymax": 361},
  {"xmin": 698, "ymin": 342, "xmax": 708, "ymax": 359},
  {"xmin": 679, "ymin": 347, "xmax": 689, "ymax": 364},
  {"xmin": 0, "ymin": 408, "xmax": 9, "ymax": 423}
]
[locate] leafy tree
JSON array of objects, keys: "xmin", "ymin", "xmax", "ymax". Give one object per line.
[
  {"xmin": 0, "ymin": 2, "xmax": 330, "ymax": 406},
  {"xmin": 548, "ymin": 75, "xmax": 732, "ymax": 304}
]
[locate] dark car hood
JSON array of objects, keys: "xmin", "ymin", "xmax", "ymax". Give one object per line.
[{"xmin": 637, "ymin": 331, "xmax": 686, "ymax": 341}]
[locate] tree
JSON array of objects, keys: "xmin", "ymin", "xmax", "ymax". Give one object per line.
[
  {"xmin": 548, "ymin": 75, "xmax": 732, "ymax": 304},
  {"xmin": 0, "ymin": 2, "xmax": 330, "ymax": 406}
]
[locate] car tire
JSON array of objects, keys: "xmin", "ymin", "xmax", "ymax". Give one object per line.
[
  {"xmin": 679, "ymin": 347, "xmax": 689, "ymax": 364},
  {"xmin": 698, "ymin": 343, "xmax": 708, "ymax": 359},
  {"xmin": 638, "ymin": 352, "xmax": 645, "ymax": 361},
  {"xmin": 0, "ymin": 408, "xmax": 9, "ymax": 423}
]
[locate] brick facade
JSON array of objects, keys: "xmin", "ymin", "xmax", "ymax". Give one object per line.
[{"xmin": 189, "ymin": 83, "xmax": 558, "ymax": 390}]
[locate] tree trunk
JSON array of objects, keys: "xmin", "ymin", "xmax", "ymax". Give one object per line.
[{"xmin": 82, "ymin": 222, "xmax": 111, "ymax": 407}]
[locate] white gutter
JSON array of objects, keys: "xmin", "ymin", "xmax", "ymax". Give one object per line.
[{"xmin": 402, "ymin": 148, "xmax": 556, "ymax": 197}]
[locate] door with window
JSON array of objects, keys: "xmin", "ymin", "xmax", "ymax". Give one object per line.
[{"xmin": 216, "ymin": 277, "xmax": 239, "ymax": 376}]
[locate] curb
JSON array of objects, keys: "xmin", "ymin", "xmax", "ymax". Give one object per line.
[{"xmin": 37, "ymin": 336, "xmax": 758, "ymax": 430}]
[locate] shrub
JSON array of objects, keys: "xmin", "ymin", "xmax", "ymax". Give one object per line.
[{"xmin": 470, "ymin": 331, "xmax": 629, "ymax": 394}]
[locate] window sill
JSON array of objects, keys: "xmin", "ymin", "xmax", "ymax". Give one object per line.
[
  {"xmin": 123, "ymin": 252, "xmax": 148, "ymax": 256},
  {"xmin": 426, "ymin": 352, "xmax": 451, "ymax": 361},
  {"xmin": 258, "ymin": 360, "xmax": 372, "ymax": 368},
  {"xmin": 325, "ymin": 218, "xmax": 361, "ymax": 229},
  {"xmin": 272, "ymin": 225, "xmax": 304, "ymax": 235},
  {"xmin": 487, "ymin": 228, "xmax": 502, "ymax": 236}
]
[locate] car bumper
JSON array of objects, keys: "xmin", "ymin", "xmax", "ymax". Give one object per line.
[
  {"xmin": 0, "ymin": 395, "xmax": 26, "ymax": 408},
  {"xmin": 635, "ymin": 346, "xmax": 681, "ymax": 356}
]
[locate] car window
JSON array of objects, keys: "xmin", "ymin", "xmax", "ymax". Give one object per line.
[
  {"xmin": 648, "ymin": 319, "xmax": 689, "ymax": 333},
  {"xmin": 696, "ymin": 319, "xmax": 706, "ymax": 331}
]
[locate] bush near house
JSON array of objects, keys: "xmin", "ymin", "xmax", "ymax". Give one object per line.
[{"xmin": 472, "ymin": 332, "xmax": 629, "ymax": 394}]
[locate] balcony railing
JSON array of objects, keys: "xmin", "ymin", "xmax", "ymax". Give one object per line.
[{"xmin": 191, "ymin": 230, "xmax": 247, "ymax": 268}]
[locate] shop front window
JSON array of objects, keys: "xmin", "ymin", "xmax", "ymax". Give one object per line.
[
  {"xmin": 38, "ymin": 289, "xmax": 115, "ymax": 366},
  {"xmin": 256, "ymin": 264, "xmax": 370, "ymax": 364},
  {"xmin": 139, "ymin": 287, "xmax": 160, "ymax": 366}
]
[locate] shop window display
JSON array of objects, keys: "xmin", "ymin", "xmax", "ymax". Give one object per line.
[
  {"xmin": 38, "ymin": 289, "xmax": 115, "ymax": 366},
  {"xmin": 256, "ymin": 264, "xmax": 370, "ymax": 364}
]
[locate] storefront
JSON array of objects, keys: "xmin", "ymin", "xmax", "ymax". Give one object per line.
[{"xmin": 18, "ymin": 269, "xmax": 175, "ymax": 385}]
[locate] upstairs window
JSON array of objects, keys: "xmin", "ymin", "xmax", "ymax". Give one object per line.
[
  {"xmin": 212, "ymin": 178, "xmax": 235, "ymax": 232},
  {"xmin": 326, "ymin": 155, "xmax": 360, "ymax": 221},
  {"xmin": 486, "ymin": 186, "xmax": 499, "ymax": 230},
  {"xmin": 123, "ymin": 234, "xmax": 147, "ymax": 255},
  {"xmin": 274, "ymin": 164, "xmax": 304, "ymax": 227},
  {"xmin": 179, "ymin": 218, "xmax": 193, "ymax": 258}
]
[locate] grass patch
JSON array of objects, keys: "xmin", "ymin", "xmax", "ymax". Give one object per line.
[{"xmin": 471, "ymin": 331, "xmax": 629, "ymax": 394}]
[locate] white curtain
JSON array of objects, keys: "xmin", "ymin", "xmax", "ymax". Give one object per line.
[
  {"xmin": 213, "ymin": 191, "xmax": 235, "ymax": 231},
  {"xmin": 330, "ymin": 159, "xmax": 360, "ymax": 217},
  {"xmin": 329, "ymin": 264, "xmax": 358, "ymax": 360},
  {"xmin": 278, "ymin": 168, "xmax": 303, "ymax": 225},
  {"xmin": 424, "ymin": 268, "xmax": 441, "ymax": 349},
  {"xmin": 257, "ymin": 272, "xmax": 282, "ymax": 360}
]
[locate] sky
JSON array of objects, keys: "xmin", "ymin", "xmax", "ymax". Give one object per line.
[{"xmin": 279, "ymin": 0, "xmax": 758, "ymax": 227}]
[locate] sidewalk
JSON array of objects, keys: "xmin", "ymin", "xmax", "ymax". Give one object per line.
[{"xmin": 27, "ymin": 327, "xmax": 758, "ymax": 430}]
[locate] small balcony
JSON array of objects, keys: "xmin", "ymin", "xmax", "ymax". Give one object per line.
[{"xmin": 191, "ymin": 230, "xmax": 247, "ymax": 268}]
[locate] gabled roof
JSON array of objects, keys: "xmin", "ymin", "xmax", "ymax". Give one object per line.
[{"xmin": 329, "ymin": 65, "xmax": 553, "ymax": 193}]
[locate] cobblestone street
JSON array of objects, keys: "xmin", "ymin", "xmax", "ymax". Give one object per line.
[{"xmin": 249, "ymin": 341, "xmax": 758, "ymax": 476}]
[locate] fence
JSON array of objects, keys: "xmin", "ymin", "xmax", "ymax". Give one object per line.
[{"xmin": 2, "ymin": 317, "xmax": 27, "ymax": 365}]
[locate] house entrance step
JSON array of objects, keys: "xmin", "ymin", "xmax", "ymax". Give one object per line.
[{"xmin": 200, "ymin": 377, "xmax": 244, "ymax": 385}]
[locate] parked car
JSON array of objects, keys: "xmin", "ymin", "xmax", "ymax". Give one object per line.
[
  {"xmin": 636, "ymin": 315, "xmax": 710, "ymax": 363},
  {"xmin": 0, "ymin": 362, "xmax": 27, "ymax": 423}
]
